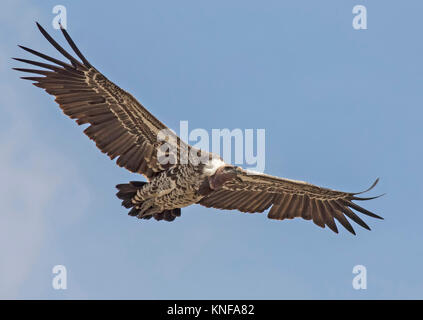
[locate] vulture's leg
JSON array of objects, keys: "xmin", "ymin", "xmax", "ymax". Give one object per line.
[{"xmin": 136, "ymin": 199, "xmax": 155, "ymax": 218}]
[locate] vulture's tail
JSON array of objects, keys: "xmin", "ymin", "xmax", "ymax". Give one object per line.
[{"xmin": 115, "ymin": 181, "xmax": 181, "ymax": 222}]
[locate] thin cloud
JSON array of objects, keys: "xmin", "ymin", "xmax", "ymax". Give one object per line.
[{"xmin": 0, "ymin": 1, "xmax": 89, "ymax": 298}]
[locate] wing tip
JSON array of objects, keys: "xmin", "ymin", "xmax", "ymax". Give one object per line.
[
  {"xmin": 354, "ymin": 177, "xmax": 380, "ymax": 195},
  {"xmin": 35, "ymin": 21, "xmax": 44, "ymax": 32},
  {"xmin": 352, "ymin": 193, "xmax": 386, "ymax": 201}
]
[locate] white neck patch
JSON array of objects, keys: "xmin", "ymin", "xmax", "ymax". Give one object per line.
[{"xmin": 203, "ymin": 158, "xmax": 226, "ymax": 176}]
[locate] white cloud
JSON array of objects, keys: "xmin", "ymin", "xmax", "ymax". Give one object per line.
[
  {"xmin": 0, "ymin": 82, "xmax": 90, "ymax": 298},
  {"xmin": 0, "ymin": 1, "xmax": 89, "ymax": 298}
]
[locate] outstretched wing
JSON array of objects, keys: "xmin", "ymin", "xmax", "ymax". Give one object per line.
[
  {"xmin": 200, "ymin": 169, "xmax": 383, "ymax": 234},
  {"xmin": 14, "ymin": 23, "xmax": 190, "ymax": 179}
]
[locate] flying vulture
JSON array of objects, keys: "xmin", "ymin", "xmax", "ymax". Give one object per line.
[{"xmin": 13, "ymin": 23, "xmax": 383, "ymax": 235}]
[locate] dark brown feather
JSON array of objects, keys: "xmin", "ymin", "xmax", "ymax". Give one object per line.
[
  {"xmin": 200, "ymin": 169, "xmax": 382, "ymax": 234},
  {"xmin": 14, "ymin": 22, "xmax": 197, "ymax": 180}
]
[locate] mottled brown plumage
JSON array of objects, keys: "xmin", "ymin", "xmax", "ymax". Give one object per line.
[{"xmin": 14, "ymin": 23, "xmax": 383, "ymax": 234}]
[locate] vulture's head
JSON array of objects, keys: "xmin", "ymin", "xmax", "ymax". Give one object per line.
[{"xmin": 208, "ymin": 165, "xmax": 242, "ymax": 190}]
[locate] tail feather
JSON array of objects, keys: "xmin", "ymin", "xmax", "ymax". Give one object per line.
[
  {"xmin": 115, "ymin": 181, "xmax": 181, "ymax": 222},
  {"xmin": 154, "ymin": 208, "xmax": 181, "ymax": 222},
  {"xmin": 116, "ymin": 181, "xmax": 146, "ymax": 209}
]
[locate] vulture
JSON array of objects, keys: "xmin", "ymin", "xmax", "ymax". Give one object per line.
[{"xmin": 13, "ymin": 22, "xmax": 383, "ymax": 235}]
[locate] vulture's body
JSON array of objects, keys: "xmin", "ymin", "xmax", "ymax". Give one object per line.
[{"xmin": 14, "ymin": 23, "xmax": 383, "ymax": 234}]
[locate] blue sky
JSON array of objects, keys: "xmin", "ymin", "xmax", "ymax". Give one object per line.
[{"xmin": 1, "ymin": 0, "xmax": 422, "ymax": 299}]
